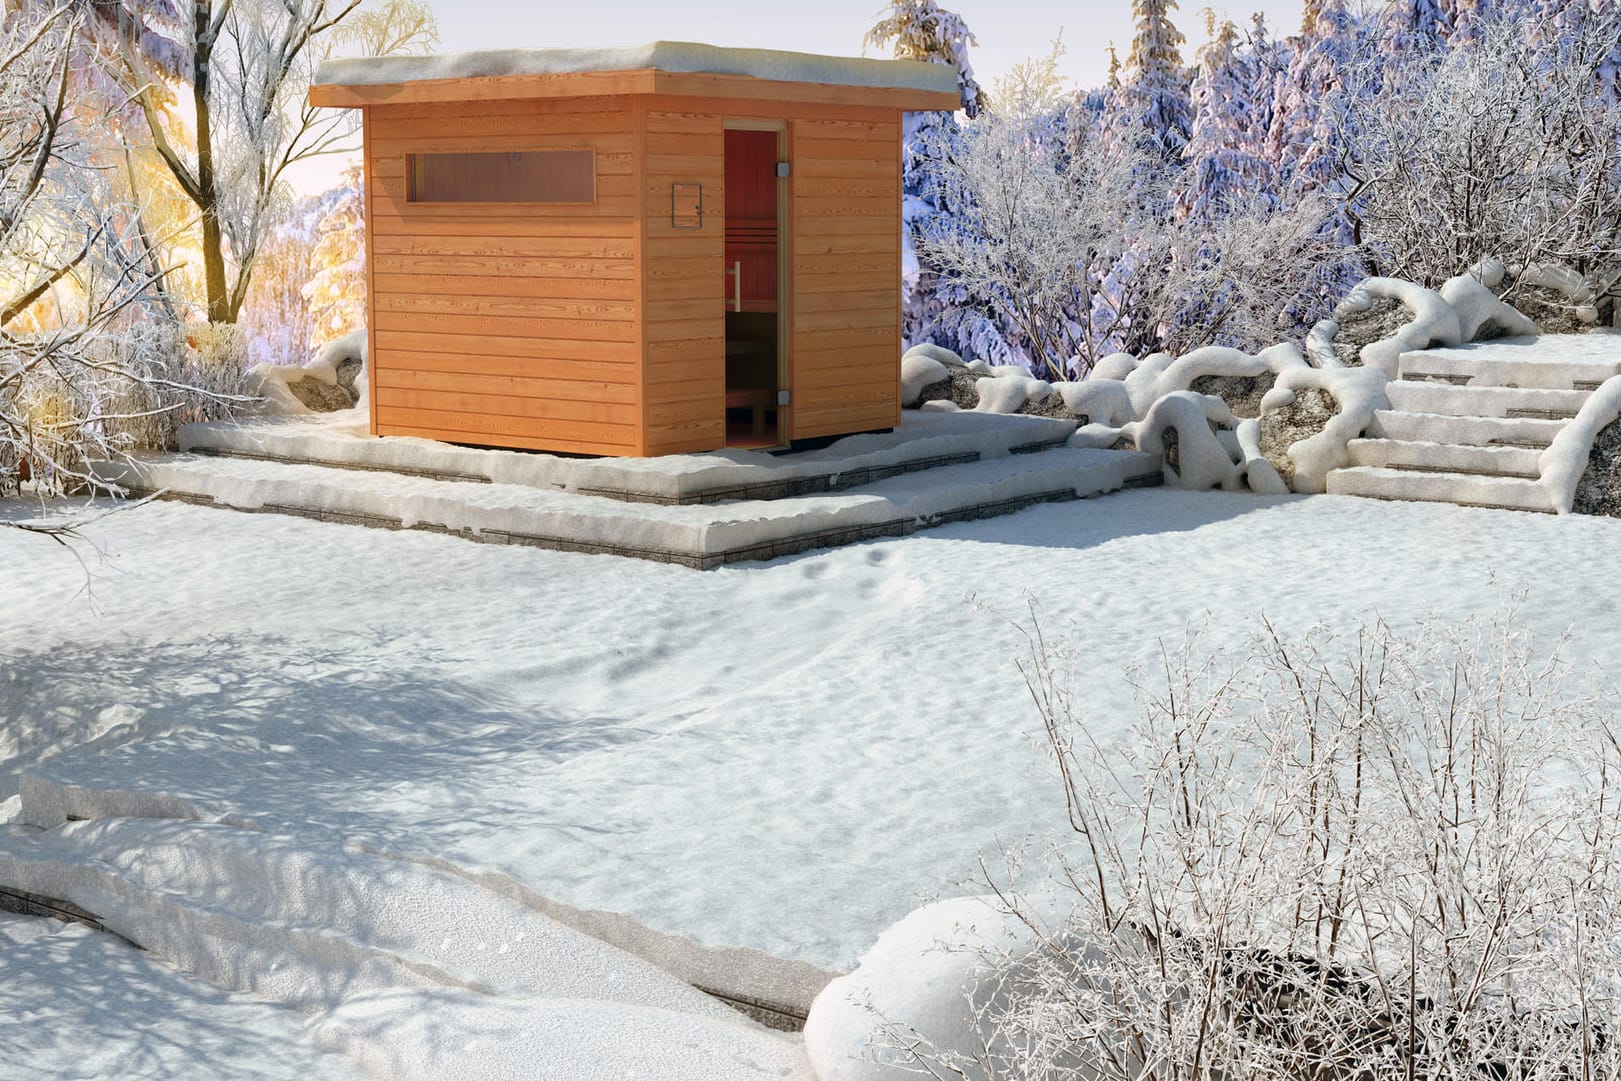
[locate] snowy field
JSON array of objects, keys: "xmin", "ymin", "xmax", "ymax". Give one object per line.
[
  {"xmin": 5, "ymin": 490, "xmax": 1620, "ymax": 974},
  {"xmin": 6, "ymin": 490, "xmax": 1621, "ymax": 1076}
]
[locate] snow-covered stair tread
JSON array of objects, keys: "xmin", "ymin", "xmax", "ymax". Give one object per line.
[
  {"xmin": 178, "ymin": 409, "xmax": 1078, "ymax": 503},
  {"xmin": 1327, "ymin": 466, "xmax": 1552, "ymax": 512},
  {"xmin": 91, "ymin": 447, "xmax": 1157, "ymax": 567},
  {"xmin": 1399, "ymin": 333, "xmax": 1621, "ymax": 389},
  {"xmin": 1371, "ymin": 409, "xmax": 1567, "ymax": 448},
  {"xmin": 1347, "ymin": 438, "xmax": 1542, "ymax": 478},
  {"xmin": 1383, "ymin": 381, "xmax": 1589, "ymax": 418}
]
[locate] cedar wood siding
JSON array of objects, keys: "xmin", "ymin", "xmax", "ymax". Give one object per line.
[
  {"xmin": 638, "ymin": 97, "xmax": 902, "ymax": 451},
  {"xmin": 788, "ymin": 107, "xmax": 902, "ymax": 439},
  {"xmin": 358, "ymin": 90, "xmax": 903, "ymax": 456},
  {"xmin": 364, "ymin": 96, "xmax": 645, "ymax": 455},
  {"xmin": 640, "ymin": 100, "xmax": 726, "ymax": 454}
]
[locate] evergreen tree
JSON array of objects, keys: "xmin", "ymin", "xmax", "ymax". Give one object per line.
[
  {"xmin": 864, "ymin": 0, "xmax": 985, "ymax": 116},
  {"xmin": 1120, "ymin": 0, "xmax": 1193, "ymax": 156},
  {"xmin": 1180, "ymin": 15, "xmax": 1277, "ymax": 218}
]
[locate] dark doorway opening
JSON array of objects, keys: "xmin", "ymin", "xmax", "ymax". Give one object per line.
[{"xmin": 723, "ymin": 127, "xmax": 782, "ymax": 448}]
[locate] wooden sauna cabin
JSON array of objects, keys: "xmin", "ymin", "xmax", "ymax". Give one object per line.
[{"xmin": 308, "ymin": 42, "xmax": 959, "ymax": 456}]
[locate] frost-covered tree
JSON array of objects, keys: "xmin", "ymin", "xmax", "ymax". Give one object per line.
[
  {"xmin": 1179, "ymin": 16, "xmax": 1277, "ymax": 218},
  {"xmin": 301, "ymin": 165, "xmax": 366, "ymax": 353},
  {"xmin": 1118, "ymin": 0, "xmax": 1192, "ymax": 157},
  {"xmin": 107, "ymin": 0, "xmax": 435, "ymax": 323},
  {"xmin": 864, "ymin": 0, "xmax": 985, "ymax": 116},
  {"xmin": 0, "ymin": 7, "xmax": 247, "ymax": 512},
  {"xmin": 1338, "ymin": 7, "xmax": 1621, "ymax": 285}
]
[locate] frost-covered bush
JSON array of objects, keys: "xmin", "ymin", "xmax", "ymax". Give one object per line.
[
  {"xmin": 884, "ymin": 613, "xmax": 1621, "ymax": 1081},
  {"xmin": 1339, "ymin": 9, "xmax": 1621, "ymax": 289},
  {"xmin": 2, "ymin": 322, "xmax": 257, "ymax": 497}
]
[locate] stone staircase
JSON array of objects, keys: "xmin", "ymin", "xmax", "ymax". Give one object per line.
[
  {"xmin": 1327, "ymin": 339, "xmax": 1621, "ymax": 513},
  {"xmin": 90, "ymin": 413, "xmax": 1161, "ymax": 568}
]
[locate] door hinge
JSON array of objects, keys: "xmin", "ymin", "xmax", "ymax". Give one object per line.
[
  {"xmin": 775, "ymin": 161, "xmax": 791, "ymax": 178},
  {"xmin": 777, "ymin": 390, "xmax": 792, "ymax": 406}
]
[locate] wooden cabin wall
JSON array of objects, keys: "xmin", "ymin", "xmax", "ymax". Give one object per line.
[
  {"xmin": 364, "ymin": 97, "xmax": 645, "ymax": 455},
  {"xmin": 640, "ymin": 102, "xmax": 726, "ymax": 455},
  {"xmin": 639, "ymin": 98, "xmax": 902, "ymax": 451},
  {"xmin": 787, "ymin": 108, "xmax": 902, "ymax": 440}
]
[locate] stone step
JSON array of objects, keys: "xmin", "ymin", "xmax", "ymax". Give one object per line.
[
  {"xmin": 178, "ymin": 411, "xmax": 1077, "ymax": 506},
  {"xmin": 1398, "ymin": 334, "xmax": 1621, "ymax": 390},
  {"xmin": 1383, "ymin": 381, "xmax": 1589, "ymax": 419},
  {"xmin": 1370, "ymin": 410, "xmax": 1567, "ymax": 449},
  {"xmin": 1327, "ymin": 466, "xmax": 1552, "ymax": 513},
  {"xmin": 90, "ymin": 446, "xmax": 1160, "ymax": 569},
  {"xmin": 1345, "ymin": 438, "xmax": 1543, "ymax": 479}
]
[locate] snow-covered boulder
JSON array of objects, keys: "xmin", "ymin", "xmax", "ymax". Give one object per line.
[
  {"xmin": 1055, "ymin": 379, "xmax": 1134, "ymax": 427},
  {"xmin": 1440, "ymin": 270, "xmax": 1538, "ymax": 342},
  {"xmin": 1506, "ymin": 262, "xmax": 1605, "ymax": 331},
  {"xmin": 1540, "ymin": 374, "xmax": 1621, "ymax": 515},
  {"xmin": 1330, "ymin": 279, "xmax": 1462, "ymax": 375},
  {"xmin": 247, "ymin": 330, "xmax": 368, "ymax": 416},
  {"xmin": 900, "ymin": 354, "xmax": 949, "ymax": 408},
  {"xmin": 973, "ymin": 374, "xmax": 1051, "ymax": 414},
  {"xmin": 804, "ymin": 896, "xmax": 1035, "ymax": 1081},
  {"xmin": 1128, "ymin": 391, "xmax": 1246, "ymax": 491},
  {"xmin": 1262, "ymin": 365, "xmax": 1390, "ymax": 494},
  {"xmin": 1089, "ymin": 352, "xmax": 1138, "ymax": 381}
]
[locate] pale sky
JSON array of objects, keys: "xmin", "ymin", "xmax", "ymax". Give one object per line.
[{"xmin": 291, "ymin": 0, "xmax": 1306, "ymax": 192}]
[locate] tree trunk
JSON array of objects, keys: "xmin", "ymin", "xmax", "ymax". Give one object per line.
[{"xmin": 192, "ymin": 0, "xmax": 231, "ymax": 323}]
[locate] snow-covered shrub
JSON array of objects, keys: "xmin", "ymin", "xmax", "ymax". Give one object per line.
[
  {"xmin": 854, "ymin": 612, "xmax": 1621, "ymax": 1081},
  {"xmin": 1338, "ymin": 8, "xmax": 1621, "ymax": 290}
]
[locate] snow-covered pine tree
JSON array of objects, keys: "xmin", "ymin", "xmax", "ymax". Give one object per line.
[
  {"xmin": 1180, "ymin": 15, "xmax": 1277, "ymax": 218},
  {"xmin": 302, "ymin": 165, "xmax": 367, "ymax": 353},
  {"xmin": 1119, "ymin": 0, "xmax": 1193, "ymax": 157},
  {"xmin": 1383, "ymin": 0, "xmax": 1454, "ymax": 46},
  {"xmin": 863, "ymin": 0, "xmax": 985, "ymax": 116}
]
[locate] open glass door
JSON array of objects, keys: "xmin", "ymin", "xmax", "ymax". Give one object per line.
[{"xmin": 723, "ymin": 126, "xmax": 783, "ymax": 448}]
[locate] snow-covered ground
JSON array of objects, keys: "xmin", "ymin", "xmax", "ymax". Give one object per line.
[{"xmin": 4, "ymin": 489, "xmax": 1620, "ymax": 1075}]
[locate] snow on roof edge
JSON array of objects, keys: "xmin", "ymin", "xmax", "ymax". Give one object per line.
[{"xmin": 314, "ymin": 40, "xmax": 960, "ymax": 96}]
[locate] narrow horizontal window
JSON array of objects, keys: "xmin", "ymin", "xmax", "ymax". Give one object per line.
[{"xmin": 407, "ymin": 149, "xmax": 595, "ymax": 204}]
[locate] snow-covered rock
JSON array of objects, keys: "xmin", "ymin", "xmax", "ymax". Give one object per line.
[
  {"xmin": 1129, "ymin": 391, "xmax": 1246, "ymax": 491},
  {"xmin": 902, "ymin": 343, "xmax": 967, "ymax": 369},
  {"xmin": 973, "ymin": 374, "xmax": 1051, "ymax": 414},
  {"xmin": 1514, "ymin": 263, "xmax": 1599, "ymax": 325},
  {"xmin": 1440, "ymin": 271, "xmax": 1538, "ymax": 342},
  {"xmin": 248, "ymin": 329, "xmax": 368, "ymax": 416},
  {"xmin": 1056, "ymin": 379, "xmax": 1134, "ymax": 427},
  {"xmin": 900, "ymin": 354, "xmax": 950, "ymax": 407},
  {"xmin": 804, "ymin": 896, "xmax": 1033, "ymax": 1081},
  {"xmin": 1334, "ymin": 278, "xmax": 1462, "ymax": 375},
  {"xmin": 1539, "ymin": 373, "xmax": 1621, "ymax": 514},
  {"xmin": 1272, "ymin": 365, "xmax": 1390, "ymax": 494}
]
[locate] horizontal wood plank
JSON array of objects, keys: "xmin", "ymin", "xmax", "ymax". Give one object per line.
[
  {"xmin": 378, "ymin": 347, "xmax": 638, "ymax": 379},
  {"xmin": 373, "ymin": 310, "xmax": 637, "ymax": 341},
  {"xmin": 374, "ymin": 272, "xmax": 637, "ymax": 299},
  {"xmin": 377, "ymin": 367, "xmax": 638, "ymax": 403},
  {"xmin": 377, "ymin": 420, "xmax": 635, "ymax": 457},
  {"xmin": 377, "ymin": 387, "xmax": 638, "ymax": 426},
  {"xmin": 374, "ymin": 292, "xmax": 638, "ymax": 321},
  {"xmin": 375, "ymin": 330, "xmax": 640, "ymax": 363}
]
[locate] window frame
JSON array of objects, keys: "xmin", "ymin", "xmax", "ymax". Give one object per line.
[{"xmin": 404, "ymin": 147, "xmax": 598, "ymax": 208}]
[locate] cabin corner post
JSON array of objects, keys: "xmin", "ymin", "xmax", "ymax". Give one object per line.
[{"xmin": 362, "ymin": 106, "xmax": 379, "ymax": 437}]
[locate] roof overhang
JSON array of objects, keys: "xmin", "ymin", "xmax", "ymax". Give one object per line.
[{"xmin": 309, "ymin": 40, "xmax": 962, "ymax": 111}]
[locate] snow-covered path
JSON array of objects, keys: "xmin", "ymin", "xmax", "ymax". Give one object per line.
[{"xmin": 4, "ymin": 490, "xmax": 1620, "ymax": 974}]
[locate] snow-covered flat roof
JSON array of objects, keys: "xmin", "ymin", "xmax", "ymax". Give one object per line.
[{"xmin": 314, "ymin": 40, "xmax": 959, "ymax": 95}]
